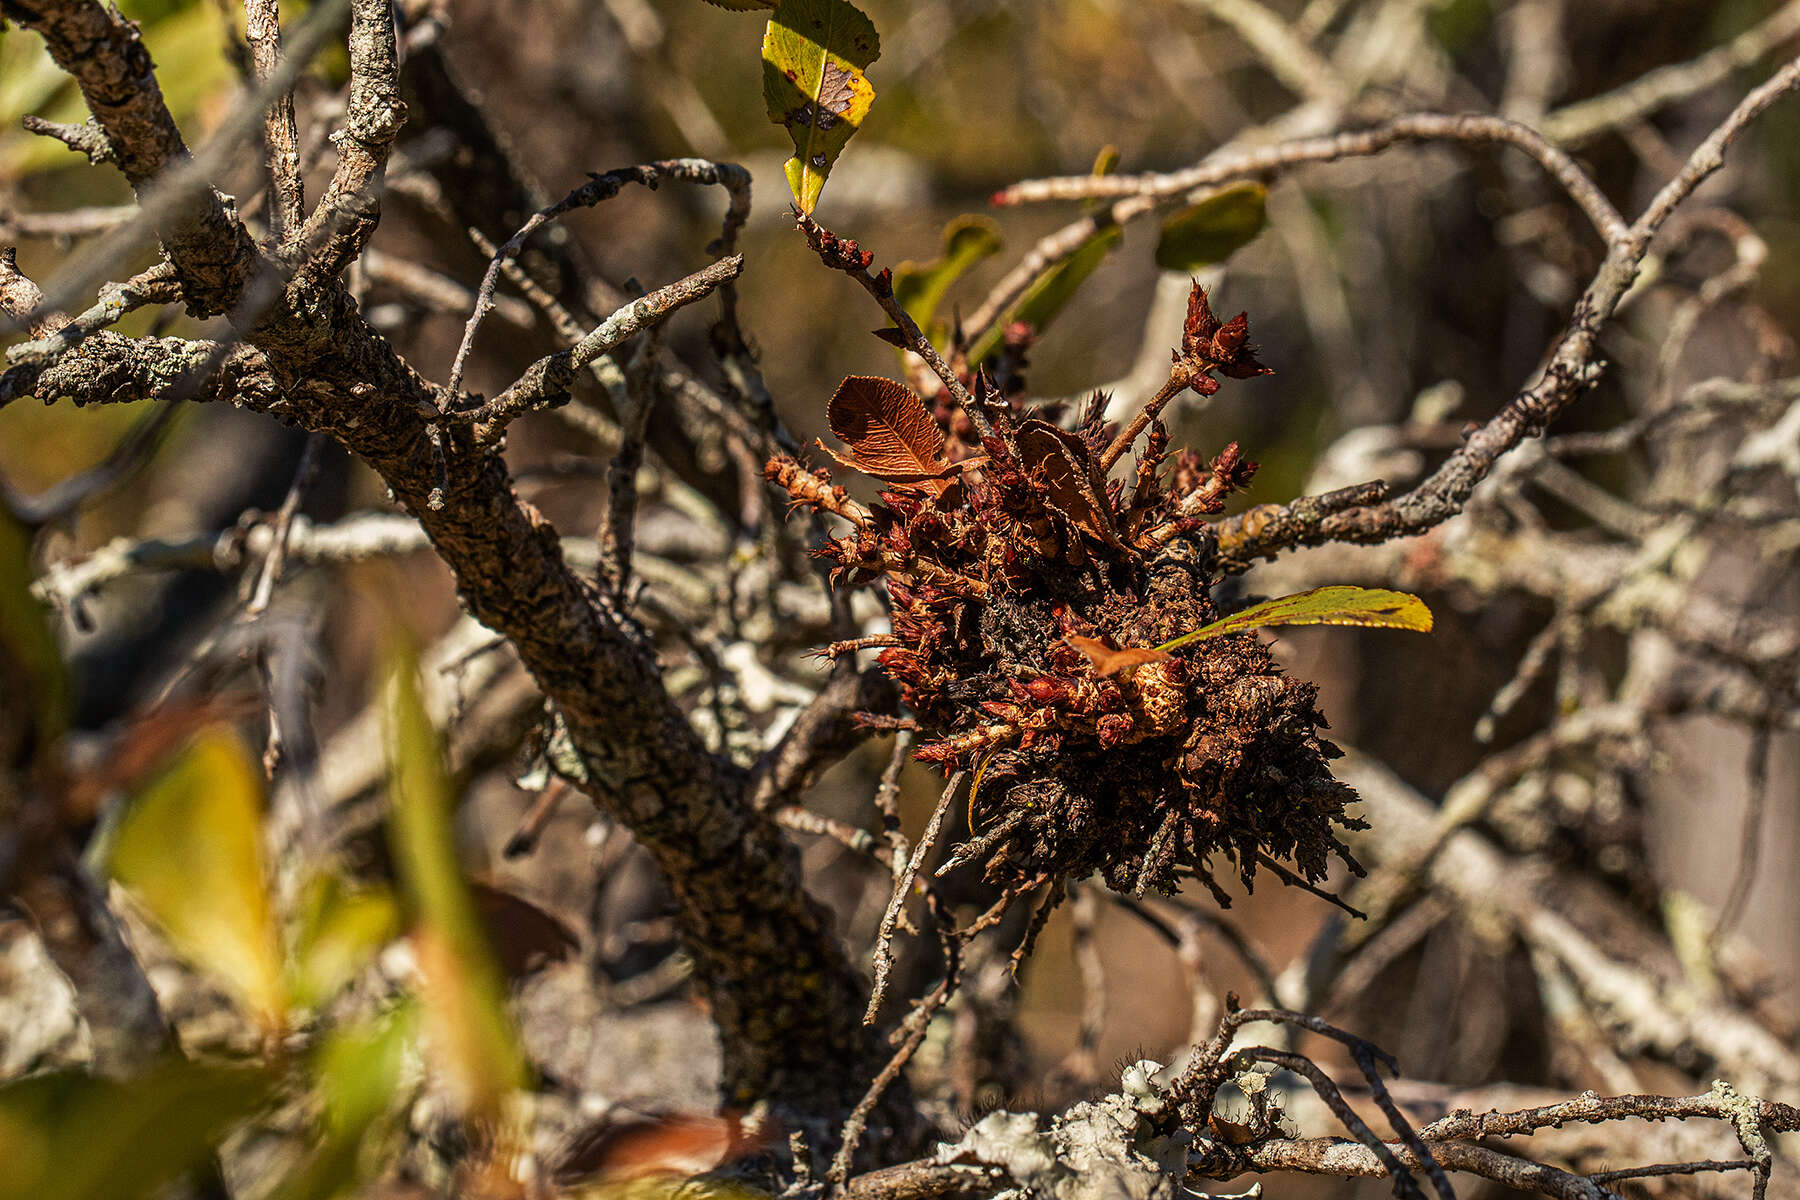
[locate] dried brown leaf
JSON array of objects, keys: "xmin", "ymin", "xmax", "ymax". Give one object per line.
[
  {"xmin": 825, "ymin": 375, "xmax": 954, "ymax": 490},
  {"xmin": 1017, "ymin": 418, "xmax": 1126, "ymax": 547},
  {"xmin": 1064, "ymin": 633, "xmax": 1170, "ymax": 677}
]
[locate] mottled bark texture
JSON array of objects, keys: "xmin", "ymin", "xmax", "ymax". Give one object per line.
[{"xmin": 4, "ymin": 0, "xmax": 876, "ymax": 1113}]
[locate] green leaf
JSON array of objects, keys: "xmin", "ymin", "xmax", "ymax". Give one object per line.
[
  {"xmin": 383, "ymin": 635, "xmax": 527, "ymax": 1122},
  {"xmin": 893, "ymin": 215, "xmax": 1002, "ymax": 334},
  {"xmin": 108, "ymin": 728, "xmax": 287, "ymax": 1031},
  {"xmin": 761, "ymin": 0, "xmax": 880, "ymax": 213},
  {"xmin": 1155, "ymin": 586, "xmax": 1434, "ymax": 654},
  {"xmin": 288, "ymin": 872, "xmax": 400, "ymax": 1010},
  {"xmin": 970, "ymin": 223, "xmax": 1122, "ymax": 363},
  {"xmin": 1, "ymin": 507, "xmax": 67, "ymax": 752},
  {"xmin": 0, "ymin": 1058, "xmax": 277, "ymax": 1200},
  {"xmin": 1154, "ymin": 183, "xmax": 1268, "ymax": 272}
]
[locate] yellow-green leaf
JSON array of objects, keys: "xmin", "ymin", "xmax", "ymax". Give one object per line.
[
  {"xmin": 1, "ymin": 507, "xmax": 67, "ymax": 752},
  {"xmin": 1155, "ymin": 586, "xmax": 1434, "ymax": 654},
  {"xmin": 0, "ymin": 1058, "xmax": 276, "ymax": 1200},
  {"xmin": 893, "ymin": 215, "xmax": 1002, "ymax": 335},
  {"xmin": 383, "ymin": 635, "xmax": 527, "ymax": 1122},
  {"xmin": 108, "ymin": 728, "xmax": 287, "ymax": 1031},
  {"xmin": 288, "ymin": 872, "xmax": 400, "ymax": 1010},
  {"xmin": 761, "ymin": 0, "xmax": 880, "ymax": 213},
  {"xmin": 1154, "ymin": 182, "xmax": 1268, "ymax": 272}
]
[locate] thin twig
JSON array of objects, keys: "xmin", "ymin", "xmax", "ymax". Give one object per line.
[
  {"xmin": 244, "ymin": 0, "xmax": 305, "ymax": 243},
  {"xmin": 446, "ymin": 158, "xmax": 750, "ymax": 397},
  {"xmin": 865, "ymin": 769, "xmax": 964, "ymax": 1024},
  {"xmin": 794, "ymin": 212, "xmax": 994, "ymax": 442},
  {"xmin": 833, "ymin": 894, "xmax": 959, "ymax": 1190},
  {"xmin": 465, "ymin": 255, "xmax": 743, "ymax": 449},
  {"xmin": 995, "ymin": 113, "xmax": 1627, "ymax": 246},
  {"xmin": 1542, "ymin": 1, "xmax": 1800, "ymax": 146},
  {"xmin": 1714, "ymin": 725, "xmax": 1773, "ymax": 943}
]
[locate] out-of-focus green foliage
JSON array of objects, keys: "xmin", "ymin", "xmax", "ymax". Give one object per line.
[
  {"xmin": 0, "ymin": 507, "xmax": 68, "ymax": 748},
  {"xmin": 0, "ymin": 627, "xmax": 530, "ymax": 1200},
  {"xmin": 969, "ymin": 224, "xmax": 1123, "ymax": 365},
  {"xmin": 383, "ymin": 633, "xmax": 528, "ymax": 1123},
  {"xmin": 759, "ymin": 0, "xmax": 881, "ymax": 213},
  {"xmin": 1154, "ymin": 183, "xmax": 1268, "ymax": 273},
  {"xmin": 268, "ymin": 1003, "xmax": 417, "ymax": 1200},
  {"xmin": 287, "ymin": 870, "xmax": 401, "ymax": 1011},
  {"xmin": 108, "ymin": 728, "xmax": 289, "ymax": 1031},
  {"xmin": 0, "ymin": 1058, "xmax": 277, "ymax": 1200},
  {"xmin": 893, "ymin": 215, "xmax": 1002, "ymax": 340}
]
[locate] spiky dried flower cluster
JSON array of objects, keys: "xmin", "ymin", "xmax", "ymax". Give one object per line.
[{"xmin": 768, "ymin": 287, "xmax": 1364, "ymax": 901}]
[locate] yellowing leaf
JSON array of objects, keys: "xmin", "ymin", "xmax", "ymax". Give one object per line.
[
  {"xmin": 109, "ymin": 728, "xmax": 286, "ymax": 1032},
  {"xmin": 1155, "ymin": 586, "xmax": 1434, "ymax": 654},
  {"xmin": 1154, "ymin": 183, "xmax": 1268, "ymax": 272},
  {"xmin": 383, "ymin": 635, "xmax": 527, "ymax": 1122},
  {"xmin": 761, "ymin": 0, "xmax": 880, "ymax": 213},
  {"xmin": 893, "ymin": 215, "xmax": 1002, "ymax": 334}
]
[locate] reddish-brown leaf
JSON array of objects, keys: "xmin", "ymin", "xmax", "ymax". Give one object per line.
[
  {"xmin": 554, "ymin": 1111, "xmax": 770, "ymax": 1184},
  {"xmin": 467, "ymin": 881, "xmax": 579, "ymax": 980},
  {"xmin": 824, "ymin": 375, "xmax": 953, "ymax": 490},
  {"xmin": 1064, "ymin": 633, "xmax": 1170, "ymax": 677},
  {"xmin": 1017, "ymin": 418, "xmax": 1126, "ymax": 547}
]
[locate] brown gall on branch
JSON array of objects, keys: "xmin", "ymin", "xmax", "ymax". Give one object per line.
[
  {"xmin": 1099, "ymin": 285, "xmax": 1273, "ymax": 471},
  {"xmin": 773, "ymin": 281, "xmax": 1362, "ymax": 919}
]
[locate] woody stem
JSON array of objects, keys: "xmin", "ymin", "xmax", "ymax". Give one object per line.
[{"xmin": 1100, "ymin": 363, "xmax": 1197, "ymax": 471}]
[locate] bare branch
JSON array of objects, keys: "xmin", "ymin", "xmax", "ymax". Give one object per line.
[
  {"xmin": 995, "ymin": 114, "xmax": 1627, "ymax": 246},
  {"xmin": 0, "ymin": 0, "xmax": 260, "ymax": 315},
  {"xmin": 464, "ymin": 254, "xmax": 744, "ymax": 448},
  {"xmin": 292, "ymin": 0, "xmax": 405, "ymax": 285},
  {"xmin": 447, "ymin": 157, "xmax": 751, "ymax": 397},
  {"xmin": 1542, "ymin": 2, "xmax": 1800, "ymax": 146}
]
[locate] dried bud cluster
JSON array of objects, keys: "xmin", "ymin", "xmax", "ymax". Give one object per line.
[{"xmin": 769, "ymin": 289, "xmax": 1362, "ymax": 901}]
